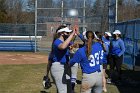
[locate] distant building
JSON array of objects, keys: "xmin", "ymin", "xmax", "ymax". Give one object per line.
[{"xmin": 45, "ymin": 17, "xmax": 81, "ymax": 36}]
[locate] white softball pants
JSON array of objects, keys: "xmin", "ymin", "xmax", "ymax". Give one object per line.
[{"xmin": 51, "ymin": 62, "xmax": 67, "ymax": 93}]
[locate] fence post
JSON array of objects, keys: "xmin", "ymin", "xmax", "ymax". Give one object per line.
[
  {"xmin": 133, "ymin": 21, "xmax": 136, "ymax": 71},
  {"xmin": 34, "ymin": 0, "xmax": 37, "ymax": 52}
]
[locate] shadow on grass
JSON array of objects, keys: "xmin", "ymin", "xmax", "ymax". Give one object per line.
[
  {"xmin": 110, "ymin": 70, "xmax": 140, "ymax": 93},
  {"xmin": 115, "ymin": 51, "xmax": 140, "ymax": 93},
  {"xmin": 40, "ymin": 91, "xmax": 49, "ymax": 93}
]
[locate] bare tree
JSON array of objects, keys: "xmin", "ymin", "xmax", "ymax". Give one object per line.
[
  {"xmin": 5, "ymin": 0, "xmax": 23, "ymax": 23},
  {"xmin": 101, "ymin": 0, "xmax": 109, "ymax": 32},
  {"xmin": 1, "ymin": 0, "xmax": 34, "ymax": 24},
  {"xmin": 0, "ymin": 0, "xmax": 8, "ymax": 23},
  {"xmin": 118, "ymin": 0, "xmax": 140, "ymax": 21}
]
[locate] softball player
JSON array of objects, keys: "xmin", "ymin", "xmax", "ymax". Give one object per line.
[
  {"xmin": 101, "ymin": 32, "xmax": 112, "ymax": 92},
  {"xmin": 69, "ymin": 28, "xmax": 86, "ymax": 92},
  {"xmin": 94, "ymin": 31, "xmax": 111, "ymax": 92},
  {"xmin": 69, "ymin": 31, "xmax": 103, "ymax": 93},
  {"xmin": 43, "ymin": 32, "xmax": 58, "ymax": 89},
  {"xmin": 69, "ymin": 43, "xmax": 79, "ymax": 92},
  {"xmin": 50, "ymin": 25, "xmax": 76, "ymax": 93}
]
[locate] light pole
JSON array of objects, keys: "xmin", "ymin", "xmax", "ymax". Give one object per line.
[
  {"xmin": 67, "ymin": 8, "xmax": 78, "ymax": 93},
  {"xmin": 61, "ymin": 0, "xmax": 64, "ymax": 24},
  {"xmin": 115, "ymin": 0, "xmax": 118, "ymax": 23},
  {"xmin": 34, "ymin": 0, "xmax": 37, "ymax": 52},
  {"xmin": 83, "ymin": 0, "xmax": 86, "ymax": 32}
]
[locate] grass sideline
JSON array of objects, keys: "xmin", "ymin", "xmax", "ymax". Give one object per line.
[{"xmin": 0, "ymin": 64, "xmax": 140, "ymax": 93}]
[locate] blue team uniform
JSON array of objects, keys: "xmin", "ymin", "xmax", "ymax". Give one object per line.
[
  {"xmin": 78, "ymin": 34, "xmax": 85, "ymax": 42},
  {"xmin": 52, "ymin": 39, "xmax": 69, "ymax": 64},
  {"xmin": 102, "ymin": 36, "xmax": 111, "ymax": 64},
  {"xmin": 50, "ymin": 38, "xmax": 71, "ymax": 93},
  {"xmin": 70, "ymin": 42, "xmax": 104, "ymax": 74}
]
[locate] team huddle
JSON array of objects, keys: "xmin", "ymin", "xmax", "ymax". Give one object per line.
[{"xmin": 43, "ymin": 24, "xmax": 125, "ymax": 93}]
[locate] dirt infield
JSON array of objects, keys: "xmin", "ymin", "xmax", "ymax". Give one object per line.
[{"xmin": 0, "ymin": 52, "xmax": 48, "ymax": 65}]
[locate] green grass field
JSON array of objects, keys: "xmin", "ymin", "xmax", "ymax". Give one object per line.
[{"xmin": 0, "ymin": 64, "xmax": 140, "ymax": 93}]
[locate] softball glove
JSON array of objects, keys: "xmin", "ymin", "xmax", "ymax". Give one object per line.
[{"xmin": 42, "ymin": 76, "xmax": 52, "ymax": 89}]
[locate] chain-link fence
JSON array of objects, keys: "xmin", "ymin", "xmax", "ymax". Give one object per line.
[
  {"xmin": 0, "ymin": 24, "xmax": 34, "ymax": 36},
  {"xmin": 0, "ymin": 23, "xmax": 36, "ymax": 51},
  {"xmin": 36, "ymin": 0, "xmax": 109, "ymax": 52},
  {"xmin": 0, "ymin": 0, "xmax": 109, "ymax": 52}
]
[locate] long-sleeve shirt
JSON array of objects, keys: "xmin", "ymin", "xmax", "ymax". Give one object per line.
[
  {"xmin": 102, "ymin": 36, "xmax": 111, "ymax": 55},
  {"xmin": 102, "ymin": 36, "xmax": 111, "ymax": 63},
  {"xmin": 110, "ymin": 38, "xmax": 125, "ymax": 57}
]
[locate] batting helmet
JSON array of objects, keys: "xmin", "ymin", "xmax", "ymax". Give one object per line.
[{"xmin": 42, "ymin": 76, "xmax": 52, "ymax": 89}]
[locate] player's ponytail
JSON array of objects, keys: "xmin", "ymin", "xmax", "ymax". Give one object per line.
[{"xmin": 85, "ymin": 31, "xmax": 94, "ymax": 58}]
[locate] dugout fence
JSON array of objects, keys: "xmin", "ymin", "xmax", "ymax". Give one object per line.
[
  {"xmin": 0, "ymin": 24, "xmax": 39, "ymax": 51},
  {"xmin": 113, "ymin": 19, "xmax": 140, "ymax": 70}
]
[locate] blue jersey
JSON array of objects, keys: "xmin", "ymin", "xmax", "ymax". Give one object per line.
[
  {"xmin": 70, "ymin": 42, "xmax": 104, "ymax": 74},
  {"xmin": 111, "ymin": 38, "xmax": 125, "ymax": 57},
  {"xmin": 52, "ymin": 39, "xmax": 69, "ymax": 64},
  {"xmin": 78, "ymin": 34, "xmax": 85, "ymax": 42},
  {"xmin": 102, "ymin": 36, "xmax": 111, "ymax": 63},
  {"xmin": 102, "ymin": 36, "xmax": 110, "ymax": 55}
]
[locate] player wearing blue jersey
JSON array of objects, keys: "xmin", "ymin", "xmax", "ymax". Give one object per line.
[
  {"xmin": 93, "ymin": 31, "xmax": 109, "ymax": 92},
  {"xmin": 68, "ymin": 28, "xmax": 87, "ymax": 93},
  {"xmin": 69, "ymin": 31, "xmax": 103, "ymax": 93},
  {"xmin": 69, "ymin": 42, "xmax": 79, "ymax": 93},
  {"xmin": 50, "ymin": 25, "xmax": 76, "ymax": 93},
  {"xmin": 69, "ymin": 28, "xmax": 86, "ymax": 93},
  {"xmin": 101, "ymin": 32, "xmax": 112, "ymax": 92},
  {"xmin": 109, "ymin": 30, "xmax": 125, "ymax": 83},
  {"xmin": 102, "ymin": 32, "xmax": 112, "ymax": 65},
  {"xmin": 42, "ymin": 32, "xmax": 59, "ymax": 89}
]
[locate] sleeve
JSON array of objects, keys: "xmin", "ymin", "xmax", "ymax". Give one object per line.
[
  {"xmin": 54, "ymin": 39, "xmax": 62, "ymax": 48},
  {"xmin": 69, "ymin": 42, "xmax": 74, "ymax": 46},
  {"xmin": 104, "ymin": 42, "xmax": 110, "ymax": 55},
  {"xmin": 78, "ymin": 34, "xmax": 85, "ymax": 42},
  {"xmin": 100, "ymin": 50, "xmax": 105, "ymax": 64},
  {"xmin": 118, "ymin": 40, "xmax": 125, "ymax": 57},
  {"xmin": 69, "ymin": 50, "xmax": 82, "ymax": 65}
]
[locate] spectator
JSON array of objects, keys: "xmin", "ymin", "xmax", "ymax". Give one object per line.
[{"xmin": 109, "ymin": 30, "xmax": 125, "ymax": 83}]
